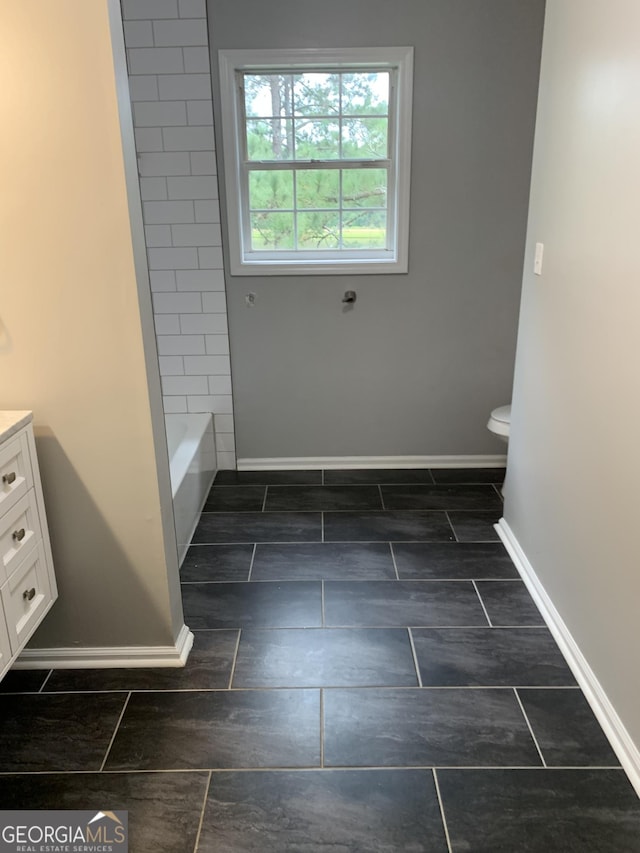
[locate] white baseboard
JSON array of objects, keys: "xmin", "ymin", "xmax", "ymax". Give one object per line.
[
  {"xmin": 496, "ymin": 518, "xmax": 640, "ymax": 797},
  {"xmin": 237, "ymin": 454, "xmax": 507, "ymax": 471},
  {"xmin": 13, "ymin": 624, "xmax": 194, "ymax": 670}
]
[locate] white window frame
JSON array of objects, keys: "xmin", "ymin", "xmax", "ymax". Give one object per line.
[{"xmin": 218, "ymin": 46, "xmax": 413, "ymax": 276}]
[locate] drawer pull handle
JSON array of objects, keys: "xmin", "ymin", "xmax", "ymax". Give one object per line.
[
  {"xmin": 2, "ymin": 472, "xmax": 16, "ymax": 485},
  {"xmin": 13, "ymin": 528, "xmax": 26, "ymax": 543},
  {"xmin": 23, "ymin": 588, "xmax": 36, "ymax": 602}
]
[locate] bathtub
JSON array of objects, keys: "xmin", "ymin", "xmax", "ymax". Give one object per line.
[{"xmin": 165, "ymin": 413, "xmax": 216, "ymax": 565}]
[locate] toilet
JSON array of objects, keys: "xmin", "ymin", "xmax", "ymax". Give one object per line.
[{"xmin": 487, "ymin": 404, "xmax": 511, "ymax": 444}]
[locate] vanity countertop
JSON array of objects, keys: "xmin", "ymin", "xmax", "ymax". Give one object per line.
[{"xmin": 0, "ymin": 411, "xmax": 33, "ymax": 444}]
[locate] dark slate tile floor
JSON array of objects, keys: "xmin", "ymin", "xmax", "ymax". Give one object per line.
[{"xmin": 1, "ymin": 467, "xmax": 639, "ymax": 853}]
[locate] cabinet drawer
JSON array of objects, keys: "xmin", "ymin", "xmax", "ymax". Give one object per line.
[
  {"xmin": 1, "ymin": 542, "xmax": 53, "ymax": 654},
  {"xmin": 0, "ymin": 434, "xmax": 32, "ymax": 518},
  {"xmin": 0, "ymin": 492, "xmax": 41, "ymax": 584}
]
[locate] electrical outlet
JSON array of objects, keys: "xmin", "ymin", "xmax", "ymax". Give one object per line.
[{"xmin": 534, "ymin": 242, "xmax": 544, "ymax": 276}]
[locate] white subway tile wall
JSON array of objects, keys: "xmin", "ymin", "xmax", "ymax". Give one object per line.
[
  {"xmin": 167, "ymin": 176, "xmax": 218, "ymax": 199},
  {"xmin": 122, "ymin": 0, "xmax": 235, "ymax": 468},
  {"xmin": 140, "ymin": 176, "xmax": 169, "ymax": 200},
  {"xmin": 137, "ymin": 151, "xmax": 191, "ymax": 176},
  {"xmin": 134, "ymin": 127, "xmax": 165, "ymax": 152},
  {"xmin": 154, "ymin": 315, "xmax": 181, "ymax": 335},
  {"xmin": 144, "ymin": 224, "xmax": 173, "ymax": 247},
  {"xmin": 176, "ymin": 269, "xmax": 224, "ymax": 290}
]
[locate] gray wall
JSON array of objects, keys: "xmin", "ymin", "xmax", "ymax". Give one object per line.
[
  {"xmin": 208, "ymin": 0, "xmax": 546, "ymax": 461},
  {"xmin": 504, "ymin": 0, "xmax": 640, "ymax": 760}
]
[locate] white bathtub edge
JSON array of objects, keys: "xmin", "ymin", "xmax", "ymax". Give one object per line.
[
  {"xmin": 165, "ymin": 413, "xmax": 214, "ymax": 498},
  {"xmin": 165, "ymin": 413, "xmax": 216, "ymax": 565}
]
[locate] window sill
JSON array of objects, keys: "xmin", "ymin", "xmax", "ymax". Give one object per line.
[{"xmin": 228, "ymin": 257, "xmax": 408, "ymax": 276}]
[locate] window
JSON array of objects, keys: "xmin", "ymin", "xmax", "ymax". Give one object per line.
[{"xmin": 218, "ymin": 47, "xmax": 413, "ymax": 275}]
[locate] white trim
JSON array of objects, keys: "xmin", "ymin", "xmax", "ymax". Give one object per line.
[
  {"xmin": 12, "ymin": 625, "xmax": 194, "ymax": 670},
  {"xmin": 496, "ymin": 518, "xmax": 640, "ymax": 798},
  {"xmin": 227, "ymin": 258, "xmax": 404, "ymax": 277},
  {"xmin": 237, "ymin": 454, "xmax": 507, "ymax": 471},
  {"xmin": 218, "ymin": 46, "xmax": 413, "ymax": 276}
]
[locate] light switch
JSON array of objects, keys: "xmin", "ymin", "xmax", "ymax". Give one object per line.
[{"xmin": 534, "ymin": 242, "xmax": 544, "ymax": 276}]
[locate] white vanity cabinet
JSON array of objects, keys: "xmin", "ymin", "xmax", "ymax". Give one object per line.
[{"xmin": 0, "ymin": 412, "xmax": 57, "ymax": 680}]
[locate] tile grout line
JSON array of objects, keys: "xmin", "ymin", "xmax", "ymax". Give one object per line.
[
  {"xmin": 472, "ymin": 579, "xmax": 493, "ymax": 627},
  {"xmin": 189, "ymin": 624, "xmax": 504, "ymax": 633},
  {"xmin": 321, "ymin": 580, "xmax": 326, "ymax": 627},
  {"xmin": 261, "ymin": 486, "xmax": 268, "ymax": 512},
  {"xmin": 389, "ymin": 543, "xmax": 401, "ymax": 580},
  {"xmin": 321, "ymin": 512, "xmax": 325, "ymax": 543},
  {"xmin": 182, "ymin": 577, "xmax": 523, "ymax": 585},
  {"xmin": 432, "ymin": 769, "xmax": 453, "ymax": 853},
  {"xmin": 378, "ymin": 484, "xmax": 386, "ymax": 510},
  {"xmin": 0, "ymin": 764, "xmax": 622, "ymax": 778},
  {"xmin": 514, "ymin": 687, "xmax": 548, "ymax": 767},
  {"xmin": 18, "ymin": 684, "xmax": 581, "ymax": 695},
  {"xmin": 99, "ymin": 691, "xmax": 131, "ymax": 772},
  {"xmin": 320, "ymin": 688, "xmax": 324, "ymax": 768},
  {"xmin": 407, "ymin": 628, "xmax": 423, "ymax": 687},
  {"xmin": 444, "ymin": 511, "xmax": 458, "ymax": 542},
  {"xmin": 227, "ymin": 629, "xmax": 242, "ymax": 689},
  {"xmin": 38, "ymin": 670, "xmax": 54, "ymax": 693},
  {"xmin": 200, "ymin": 505, "xmax": 501, "ymax": 512},
  {"xmin": 182, "ymin": 580, "xmax": 524, "ymax": 584},
  {"xmin": 192, "ymin": 770, "xmax": 212, "ymax": 853},
  {"xmin": 246, "ymin": 543, "xmax": 257, "ymax": 581}
]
